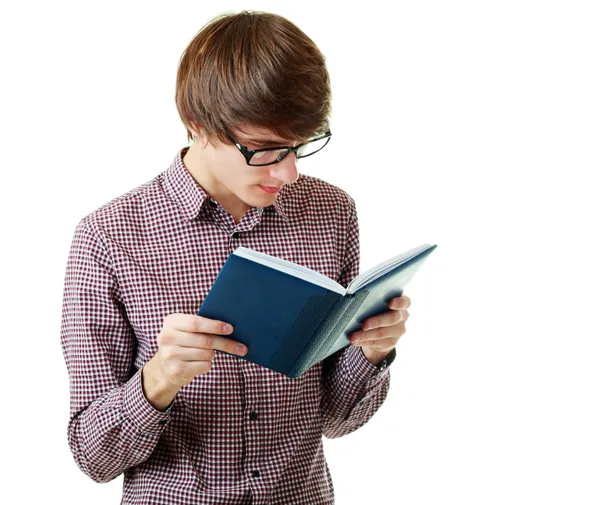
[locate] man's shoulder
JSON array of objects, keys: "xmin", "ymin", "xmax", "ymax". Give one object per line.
[
  {"xmin": 77, "ymin": 172, "xmax": 164, "ymax": 238},
  {"xmin": 287, "ymin": 173, "xmax": 356, "ymax": 214}
]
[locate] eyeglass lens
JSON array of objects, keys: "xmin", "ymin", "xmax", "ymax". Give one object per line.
[{"xmin": 249, "ymin": 136, "xmax": 329, "ymax": 166}]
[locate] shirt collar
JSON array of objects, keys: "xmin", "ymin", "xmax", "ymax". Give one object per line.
[{"xmin": 163, "ymin": 146, "xmax": 289, "ymax": 223}]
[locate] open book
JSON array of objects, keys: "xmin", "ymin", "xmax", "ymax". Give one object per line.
[{"xmin": 197, "ymin": 243, "xmax": 437, "ymax": 378}]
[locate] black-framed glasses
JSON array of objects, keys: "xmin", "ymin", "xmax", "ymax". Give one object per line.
[{"xmin": 224, "ymin": 129, "xmax": 332, "ymax": 167}]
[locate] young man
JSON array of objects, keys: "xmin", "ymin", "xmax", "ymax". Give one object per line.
[{"xmin": 61, "ymin": 10, "xmax": 411, "ymax": 505}]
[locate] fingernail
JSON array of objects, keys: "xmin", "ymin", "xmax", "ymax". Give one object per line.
[
  {"xmin": 223, "ymin": 324, "xmax": 233, "ymax": 332},
  {"xmin": 238, "ymin": 345, "xmax": 247, "ymax": 355}
]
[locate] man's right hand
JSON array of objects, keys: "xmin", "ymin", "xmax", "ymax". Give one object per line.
[{"xmin": 142, "ymin": 314, "xmax": 247, "ymax": 410}]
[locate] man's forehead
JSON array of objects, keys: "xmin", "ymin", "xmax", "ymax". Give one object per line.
[{"xmin": 234, "ymin": 125, "xmax": 296, "ymax": 144}]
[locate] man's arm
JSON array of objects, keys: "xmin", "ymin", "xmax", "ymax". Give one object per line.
[
  {"xmin": 320, "ymin": 194, "xmax": 393, "ymax": 439},
  {"xmin": 61, "ymin": 219, "xmax": 172, "ymax": 483}
]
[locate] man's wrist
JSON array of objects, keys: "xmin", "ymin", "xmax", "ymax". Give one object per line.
[
  {"xmin": 142, "ymin": 356, "xmax": 181, "ymax": 412},
  {"xmin": 360, "ymin": 346, "xmax": 393, "ymax": 366}
]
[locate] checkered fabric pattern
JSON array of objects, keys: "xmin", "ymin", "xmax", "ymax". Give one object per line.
[{"xmin": 60, "ymin": 146, "xmax": 392, "ymax": 504}]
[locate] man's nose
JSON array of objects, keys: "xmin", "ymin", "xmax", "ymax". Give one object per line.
[{"xmin": 270, "ymin": 151, "xmax": 299, "ymax": 184}]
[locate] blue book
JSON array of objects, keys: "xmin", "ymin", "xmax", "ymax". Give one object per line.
[{"xmin": 197, "ymin": 243, "xmax": 437, "ymax": 378}]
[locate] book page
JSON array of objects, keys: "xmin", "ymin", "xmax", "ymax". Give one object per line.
[
  {"xmin": 347, "ymin": 244, "xmax": 434, "ymax": 293},
  {"xmin": 233, "ymin": 247, "xmax": 346, "ymax": 295}
]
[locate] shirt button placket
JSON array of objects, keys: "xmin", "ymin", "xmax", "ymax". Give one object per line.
[
  {"xmin": 230, "ymin": 231, "xmax": 241, "ymax": 253},
  {"xmin": 245, "ymin": 397, "xmax": 263, "ymax": 493}
]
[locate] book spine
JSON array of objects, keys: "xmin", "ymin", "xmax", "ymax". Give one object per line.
[
  {"xmin": 288, "ymin": 290, "xmax": 369, "ymax": 378},
  {"xmin": 269, "ymin": 291, "xmax": 341, "ymax": 374}
]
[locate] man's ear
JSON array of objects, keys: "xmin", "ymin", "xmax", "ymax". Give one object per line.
[
  {"xmin": 189, "ymin": 122, "xmax": 211, "ymax": 148},
  {"xmin": 188, "ymin": 121, "xmax": 201, "ymax": 139}
]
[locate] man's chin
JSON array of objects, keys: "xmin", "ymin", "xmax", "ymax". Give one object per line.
[{"xmin": 237, "ymin": 187, "xmax": 276, "ymax": 208}]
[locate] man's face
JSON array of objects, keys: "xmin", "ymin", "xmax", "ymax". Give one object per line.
[{"xmin": 194, "ymin": 124, "xmax": 300, "ymax": 211}]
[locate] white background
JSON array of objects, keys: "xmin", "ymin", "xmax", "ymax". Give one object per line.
[{"xmin": 1, "ymin": 0, "xmax": 599, "ymax": 503}]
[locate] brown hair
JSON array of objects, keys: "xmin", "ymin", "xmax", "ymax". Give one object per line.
[{"xmin": 175, "ymin": 10, "xmax": 331, "ymax": 146}]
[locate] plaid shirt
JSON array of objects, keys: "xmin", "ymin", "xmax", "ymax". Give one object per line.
[{"xmin": 60, "ymin": 146, "xmax": 392, "ymax": 505}]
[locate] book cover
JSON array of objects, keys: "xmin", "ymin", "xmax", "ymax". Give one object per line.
[{"xmin": 197, "ymin": 243, "xmax": 437, "ymax": 377}]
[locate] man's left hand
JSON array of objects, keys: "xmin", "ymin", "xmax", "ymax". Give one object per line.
[{"xmin": 348, "ymin": 294, "xmax": 411, "ymax": 366}]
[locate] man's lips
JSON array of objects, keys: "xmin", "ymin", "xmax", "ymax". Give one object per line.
[{"xmin": 258, "ymin": 185, "xmax": 283, "ymax": 194}]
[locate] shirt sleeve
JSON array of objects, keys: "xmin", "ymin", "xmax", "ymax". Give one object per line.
[
  {"xmin": 320, "ymin": 194, "xmax": 393, "ymax": 439},
  {"xmin": 60, "ymin": 219, "xmax": 173, "ymax": 483}
]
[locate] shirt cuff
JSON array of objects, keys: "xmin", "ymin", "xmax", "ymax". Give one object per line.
[
  {"xmin": 122, "ymin": 367, "xmax": 173, "ymax": 434},
  {"xmin": 345, "ymin": 345, "xmax": 395, "ymax": 387},
  {"xmin": 340, "ymin": 345, "xmax": 379, "ymax": 382}
]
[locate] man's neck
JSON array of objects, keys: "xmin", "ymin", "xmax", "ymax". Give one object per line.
[{"xmin": 182, "ymin": 147, "xmax": 249, "ymax": 224}]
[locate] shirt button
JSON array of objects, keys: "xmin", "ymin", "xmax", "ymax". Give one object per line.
[
  {"xmin": 232, "ymin": 232, "xmax": 240, "ymax": 239},
  {"xmin": 252, "ymin": 470, "xmax": 261, "ymax": 478},
  {"xmin": 249, "ymin": 411, "xmax": 258, "ymax": 420}
]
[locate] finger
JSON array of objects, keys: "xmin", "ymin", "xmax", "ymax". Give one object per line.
[
  {"xmin": 193, "ymin": 333, "xmax": 247, "ymax": 356},
  {"xmin": 159, "ymin": 328, "xmax": 247, "ymax": 356},
  {"xmin": 165, "ymin": 313, "xmax": 235, "ymax": 336},
  {"xmin": 351, "ymin": 323, "xmax": 406, "ymax": 344},
  {"xmin": 360, "ymin": 337, "xmax": 399, "ymax": 353},
  {"xmin": 162, "ymin": 346, "xmax": 216, "ymax": 362},
  {"xmin": 389, "ymin": 295, "xmax": 411, "ymax": 310},
  {"xmin": 362, "ymin": 309, "xmax": 408, "ymax": 330},
  {"xmin": 166, "ymin": 359, "xmax": 213, "ymax": 380},
  {"xmin": 160, "ymin": 328, "xmax": 228, "ymax": 348}
]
